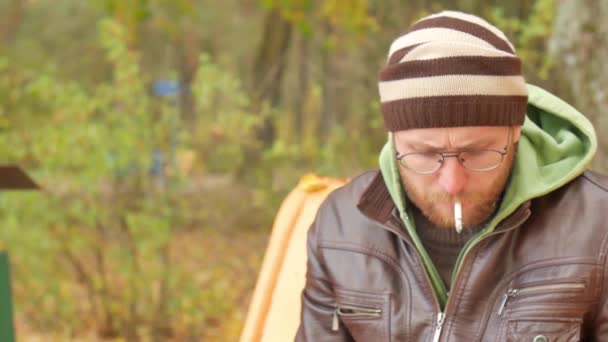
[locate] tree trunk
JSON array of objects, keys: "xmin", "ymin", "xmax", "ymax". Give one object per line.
[
  {"xmin": 319, "ymin": 21, "xmax": 337, "ymax": 143},
  {"xmin": 252, "ymin": 9, "xmax": 293, "ymax": 146},
  {"xmin": 294, "ymin": 32, "xmax": 310, "ymax": 142},
  {"xmin": 548, "ymin": 0, "xmax": 608, "ymax": 173},
  {"xmin": 177, "ymin": 30, "xmax": 199, "ymax": 127},
  {"xmin": 0, "ymin": 0, "xmax": 25, "ymax": 50}
]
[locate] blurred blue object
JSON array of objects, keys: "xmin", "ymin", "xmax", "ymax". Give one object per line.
[{"xmin": 153, "ymin": 80, "xmax": 181, "ymax": 97}]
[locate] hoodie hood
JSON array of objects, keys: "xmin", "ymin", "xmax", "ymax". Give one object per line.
[{"xmin": 378, "ymin": 84, "xmax": 597, "ymax": 307}]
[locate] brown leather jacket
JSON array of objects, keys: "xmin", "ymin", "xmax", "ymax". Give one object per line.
[{"xmin": 296, "ymin": 170, "xmax": 608, "ymax": 341}]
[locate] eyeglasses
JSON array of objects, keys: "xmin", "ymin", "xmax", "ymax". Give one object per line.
[{"xmin": 395, "ymin": 127, "xmax": 512, "ymax": 174}]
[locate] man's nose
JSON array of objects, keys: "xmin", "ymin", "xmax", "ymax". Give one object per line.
[{"xmin": 437, "ymin": 157, "xmax": 467, "ymax": 195}]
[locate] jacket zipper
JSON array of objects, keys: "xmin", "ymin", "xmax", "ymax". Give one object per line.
[
  {"xmin": 331, "ymin": 304, "xmax": 382, "ymax": 331},
  {"xmin": 377, "ymin": 203, "xmax": 529, "ymax": 340},
  {"xmin": 496, "ymin": 282, "xmax": 586, "ymax": 316},
  {"xmin": 386, "ymin": 216, "xmax": 445, "ymax": 340},
  {"xmin": 431, "ymin": 312, "xmax": 445, "ymax": 342},
  {"xmin": 450, "ymin": 204, "xmax": 532, "ymax": 288},
  {"xmin": 388, "ymin": 212, "xmax": 447, "ymax": 305}
]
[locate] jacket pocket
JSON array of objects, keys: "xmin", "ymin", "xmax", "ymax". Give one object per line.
[
  {"xmin": 497, "ymin": 281, "xmax": 586, "ymax": 316},
  {"xmin": 332, "ymin": 287, "xmax": 391, "ymax": 342},
  {"xmin": 505, "ymin": 317, "xmax": 582, "ymax": 342}
]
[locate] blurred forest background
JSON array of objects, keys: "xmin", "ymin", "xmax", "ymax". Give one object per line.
[{"xmin": 0, "ymin": 0, "xmax": 606, "ymax": 340}]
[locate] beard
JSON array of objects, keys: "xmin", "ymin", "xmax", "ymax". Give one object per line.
[{"xmin": 399, "ymin": 144, "xmax": 516, "ymax": 230}]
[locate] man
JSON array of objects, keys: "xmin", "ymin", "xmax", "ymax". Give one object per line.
[{"xmin": 296, "ymin": 10, "xmax": 608, "ymax": 341}]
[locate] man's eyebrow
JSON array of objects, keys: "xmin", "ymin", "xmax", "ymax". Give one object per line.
[
  {"xmin": 402, "ymin": 141, "xmax": 442, "ymax": 150},
  {"xmin": 402, "ymin": 137, "xmax": 495, "ymax": 150},
  {"xmin": 456, "ymin": 138, "xmax": 496, "ymax": 149}
]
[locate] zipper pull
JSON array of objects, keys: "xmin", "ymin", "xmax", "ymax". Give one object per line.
[
  {"xmin": 497, "ymin": 289, "xmax": 518, "ymax": 316},
  {"xmin": 431, "ymin": 312, "xmax": 445, "ymax": 342},
  {"xmin": 332, "ymin": 307, "xmax": 339, "ymax": 331}
]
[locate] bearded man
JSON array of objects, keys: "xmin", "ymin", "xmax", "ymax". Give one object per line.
[{"xmin": 296, "ymin": 10, "xmax": 608, "ymax": 342}]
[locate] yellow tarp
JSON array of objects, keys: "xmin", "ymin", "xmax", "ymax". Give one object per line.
[{"xmin": 240, "ymin": 174, "xmax": 347, "ymax": 342}]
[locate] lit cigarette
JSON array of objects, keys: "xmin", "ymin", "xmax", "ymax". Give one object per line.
[{"xmin": 454, "ymin": 201, "xmax": 463, "ymax": 234}]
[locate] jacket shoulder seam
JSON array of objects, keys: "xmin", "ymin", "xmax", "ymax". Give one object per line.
[
  {"xmin": 318, "ymin": 240, "xmax": 407, "ymax": 279},
  {"xmin": 582, "ymin": 172, "xmax": 608, "ymax": 192}
]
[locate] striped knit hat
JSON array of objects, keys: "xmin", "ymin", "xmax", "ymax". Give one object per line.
[{"xmin": 378, "ymin": 11, "xmax": 528, "ymax": 131}]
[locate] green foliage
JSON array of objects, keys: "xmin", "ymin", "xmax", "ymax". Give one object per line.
[
  {"xmin": 191, "ymin": 54, "xmax": 264, "ymax": 174},
  {"xmin": 489, "ymin": 0, "xmax": 557, "ymax": 80},
  {"xmin": 261, "ymin": 0, "xmax": 378, "ymax": 38},
  {"xmin": 0, "ymin": 15, "xmax": 269, "ymax": 339}
]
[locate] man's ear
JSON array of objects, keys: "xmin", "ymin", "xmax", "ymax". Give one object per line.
[{"xmin": 513, "ymin": 125, "xmax": 522, "ymax": 143}]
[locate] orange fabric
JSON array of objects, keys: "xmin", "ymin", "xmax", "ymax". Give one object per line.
[{"xmin": 240, "ymin": 174, "xmax": 347, "ymax": 342}]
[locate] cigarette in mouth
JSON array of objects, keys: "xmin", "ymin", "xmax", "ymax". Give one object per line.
[{"xmin": 454, "ymin": 201, "xmax": 463, "ymax": 234}]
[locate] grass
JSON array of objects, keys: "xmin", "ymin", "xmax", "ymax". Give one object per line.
[{"xmin": 13, "ymin": 227, "xmax": 270, "ymax": 341}]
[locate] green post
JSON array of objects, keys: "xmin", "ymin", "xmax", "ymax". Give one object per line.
[
  {"xmin": 0, "ymin": 165, "xmax": 39, "ymax": 342},
  {"xmin": 0, "ymin": 251, "xmax": 15, "ymax": 342}
]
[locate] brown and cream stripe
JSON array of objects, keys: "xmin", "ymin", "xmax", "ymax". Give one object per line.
[{"xmin": 378, "ymin": 10, "xmax": 528, "ymax": 131}]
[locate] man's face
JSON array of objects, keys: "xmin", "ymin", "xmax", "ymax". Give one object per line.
[{"xmin": 393, "ymin": 126, "xmax": 521, "ymax": 229}]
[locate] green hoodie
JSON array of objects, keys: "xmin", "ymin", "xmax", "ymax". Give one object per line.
[{"xmin": 378, "ymin": 84, "xmax": 597, "ymax": 309}]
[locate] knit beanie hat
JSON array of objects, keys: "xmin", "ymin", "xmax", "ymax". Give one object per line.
[{"xmin": 378, "ymin": 11, "xmax": 528, "ymax": 132}]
